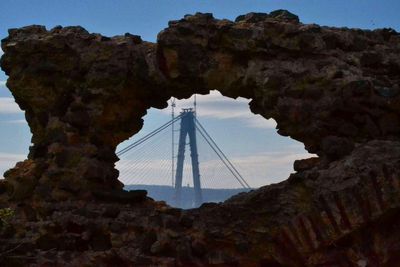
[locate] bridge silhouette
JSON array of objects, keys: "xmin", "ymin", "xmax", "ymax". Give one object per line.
[{"xmin": 116, "ymin": 100, "xmax": 251, "ymax": 209}]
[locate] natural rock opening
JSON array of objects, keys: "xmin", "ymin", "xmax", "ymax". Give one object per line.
[
  {"xmin": 1, "ymin": 11, "xmax": 399, "ymax": 203},
  {"xmin": 1, "ymin": 10, "xmax": 400, "ymax": 265},
  {"xmin": 117, "ymin": 91, "xmax": 313, "ymax": 208}
]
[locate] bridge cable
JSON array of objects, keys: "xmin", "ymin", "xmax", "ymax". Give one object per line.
[
  {"xmin": 117, "ymin": 113, "xmax": 186, "ymax": 156},
  {"xmin": 118, "ymin": 130, "xmax": 169, "ymax": 174},
  {"xmin": 117, "ymin": 114, "xmax": 182, "ymax": 156},
  {"xmin": 194, "ymin": 121, "xmax": 250, "ymax": 189},
  {"xmin": 195, "ymin": 118, "xmax": 251, "ymax": 189},
  {"xmin": 118, "ymin": 129, "xmax": 172, "ymax": 185},
  {"xmin": 195, "ymin": 124, "xmax": 246, "ymax": 188}
]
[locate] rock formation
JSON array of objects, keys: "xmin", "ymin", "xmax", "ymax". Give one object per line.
[
  {"xmin": 0, "ymin": 26, "xmax": 168, "ymax": 201},
  {"xmin": 1, "ymin": 10, "xmax": 400, "ymax": 266}
]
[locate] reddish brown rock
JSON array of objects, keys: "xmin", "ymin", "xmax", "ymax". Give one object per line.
[
  {"xmin": 1, "ymin": 25, "xmax": 169, "ymax": 202},
  {"xmin": 1, "ymin": 11, "xmax": 400, "ymax": 202},
  {"xmin": 293, "ymin": 157, "xmax": 320, "ymax": 172},
  {"xmin": 157, "ymin": 12, "xmax": 400, "ymax": 156},
  {"xmin": 1, "ymin": 10, "xmax": 400, "ymax": 266}
]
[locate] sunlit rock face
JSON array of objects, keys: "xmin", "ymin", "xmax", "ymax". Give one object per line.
[
  {"xmin": 158, "ymin": 12, "xmax": 400, "ymax": 157},
  {"xmin": 1, "ymin": 26, "xmax": 169, "ymax": 201},
  {"xmin": 1, "ymin": 10, "xmax": 400, "ymax": 266}
]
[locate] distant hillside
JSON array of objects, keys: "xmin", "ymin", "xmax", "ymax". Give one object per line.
[{"xmin": 124, "ymin": 184, "xmax": 251, "ymax": 209}]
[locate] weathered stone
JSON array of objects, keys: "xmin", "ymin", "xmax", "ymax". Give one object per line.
[
  {"xmin": 1, "ymin": 11, "xmax": 399, "ymax": 204},
  {"xmin": 321, "ymin": 136, "xmax": 355, "ymax": 160},
  {"xmin": 92, "ymin": 189, "xmax": 147, "ymax": 203},
  {"xmin": 179, "ymin": 213, "xmax": 194, "ymax": 228},
  {"xmin": 89, "ymin": 230, "xmax": 111, "ymax": 251},
  {"xmin": 360, "ymin": 52, "xmax": 383, "ymax": 67},
  {"xmin": 102, "ymin": 206, "xmax": 120, "ymax": 218},
  {"xmin": 36, "ymin": 233, "xmax": 58, "ymax": 250},
  {"xmin": 22, "ymin": 205, "xmax": 37, "ymax": 222},
  {"xmin": 2, "ymin": 13, "xmax": 396, "ymax": 203},
  {"xmin": 293, "ymin": 157, "xmax": 320, "ymax": 172},
  {"xmin": 235, "ymin": 12, "xmax": 270, "ymax": 23},
  {"xmin": 191, "ymin": 239, "xmax": 206, "ymax": 257},
  {"xmin": 140, "ymin": 230, "xmax": 158, "ymax": 253},
  {"xmin": 0, "ymin": 10, "xmax": 400, "ymax": 266},
  {"xmin": 0, "ymin": 180, "xmax": 8, "ymax": 194},
  {"xmin": 269, "ymin": 9, "xmax": 299, "ymax": 23}
]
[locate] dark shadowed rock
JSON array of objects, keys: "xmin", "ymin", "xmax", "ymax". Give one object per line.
[
  {"xmin": 92, "ymin": 189, "xmax": 147, "ymax": 203},
  {"xmin": 321, "ymin": 136, "xmax": 355, "ymax": 160},
  {"xmin": 293, "ymin": 157, "xmax": 320, "ymax": 172},
  {"xmin": 0, "ymin": 10, "xmax": 400, "ymax": 266}
]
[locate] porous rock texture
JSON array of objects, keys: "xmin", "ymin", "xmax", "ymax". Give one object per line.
[{"xmin": 1, "ymin": 10, "xmax": 400, "ymax": 266}]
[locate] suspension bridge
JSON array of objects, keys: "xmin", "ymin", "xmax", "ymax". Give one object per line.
[{"xmin": 116, "ymin": 98, "xmax": 251, "ymax": 209}]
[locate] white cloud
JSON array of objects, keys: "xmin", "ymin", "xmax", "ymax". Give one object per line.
[
  {"xmin": 0, "ymin": 81, "xmax": 5, "ymax": 87},
  {"xmin": 0, "ymin": 152, "xmax": 26, "ymax": 179},
  {"xmin": 0, "ymin": 152, "xmax": 25, "ymax": 162},
  {"xmin": 197, "ymin": 151, "xmax": 313, "ymax": 188},
  {"xmin": 244, "ymin": 115, "xmax": 277, "ymax": 129},
  {"xmin": 159, "ymin": 91, "xmax": 277, "ymax": 129},
  {"xmin": 0, "ymin": 47, "xmax": 3, "ymax": 57},
  {"xmin": 0, "ymin": 97, "xmax": 23, "ymax": 114},
  {"xmin": 1, "ymin": 119, "xmax": 27, "ymax": 124}
]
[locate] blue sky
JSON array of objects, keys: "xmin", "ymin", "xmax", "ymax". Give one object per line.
[{"xmin": 0, "ymin": 0, "xmax": 399, "ymax": 187}]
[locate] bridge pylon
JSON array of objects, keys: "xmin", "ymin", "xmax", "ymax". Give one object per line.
[{"xmin": 174, "ymin": 108, "xmax": 202, "ymax": 208}]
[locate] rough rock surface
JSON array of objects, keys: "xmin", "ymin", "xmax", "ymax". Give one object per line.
[
  {"xmin": 1, "ymin": 10, "xmax": 400, "ymax": 266},
  {"xmin": 0, "ymin": 26, "xmax": 168, "ymax": 201}
]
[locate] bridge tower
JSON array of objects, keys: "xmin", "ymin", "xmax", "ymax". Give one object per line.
[{"xmin": 174, "ymin": 108, "xmax": 202, "ymax": 208}]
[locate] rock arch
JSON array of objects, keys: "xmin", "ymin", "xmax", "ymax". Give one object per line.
[
  {"xmin": 1, "ymin": 11, "xmax": 399, "ymax": 201},
  {"xmin": 1, "ymin": 10, "xmax": 400, "ymax": 265}
]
